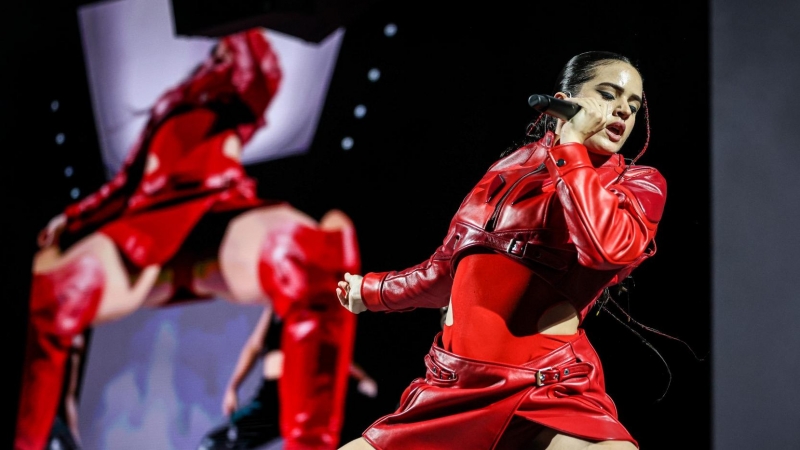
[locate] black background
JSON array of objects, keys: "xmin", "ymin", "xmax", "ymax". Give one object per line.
[{"xmin": 5, "ymin": 1, "xmax": 713, "ymax": 448}]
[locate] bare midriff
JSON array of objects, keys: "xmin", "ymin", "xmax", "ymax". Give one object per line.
[{"xmin": 441, "ymin": 252, "xmax": 579, "ymax": 366}]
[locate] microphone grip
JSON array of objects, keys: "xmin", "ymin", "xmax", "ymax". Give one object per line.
[{"xmin": 527, "ymin": 94, "xmax": 581, "ymax": 121}]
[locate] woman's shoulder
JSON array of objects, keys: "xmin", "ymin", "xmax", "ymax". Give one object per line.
[
  {"xmin": 619, "ymin": 164, "xmax": 666, "ymax": 187},
  {"xmin": 487, "ymin": 142, "xmax": 542, "ymax": 172},
  {"xmin": 615, "ymin": 164, "xmax": 667, "ymax": 223}
]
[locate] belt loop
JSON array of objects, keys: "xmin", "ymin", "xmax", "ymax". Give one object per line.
[{"xmin": 425, "ymin": 354, "xmax": 458, "ymax": 382}]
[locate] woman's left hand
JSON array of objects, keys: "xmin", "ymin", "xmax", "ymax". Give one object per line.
[{"xmin": 336, "ymin": 272, "xmax": 367, "ymax": 314}]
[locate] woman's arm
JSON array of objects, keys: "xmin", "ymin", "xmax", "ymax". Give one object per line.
[
  {"xmin": 545, "ymin": 143, "xmax": 666, "ymax": 270},
  {"xmin": 337, "ymin": 240, "xmax": 455, "ymax": 314},
  {"xmin": 349, "ymin": 362, "xmax": 378, "ymax": 398},
  {"xmin": 221, "ymin": 306, "xmax": 272, "ymax": 415}
]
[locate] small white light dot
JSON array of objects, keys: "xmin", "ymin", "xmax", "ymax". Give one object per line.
[
  {"xmin": 354, "ymin": 105, "xmax": 367, "ymax": 118},
  {"xmin": 70, "ymin": 188, "xmax": 80, "ymax": 199},
  {"xmin": 367, "ymin": 68, "xmax": 381, "ymax": 82},
  {"xmin": 64, "ymin": 166, "xmax": 74, "ymax": 177},
  {"xmin": 55, "ymin": 133, "xmax": 65, "ymax": 145},
  {"xmin": 51, "ymin": 100, "xmax": 60, "ymax": 112},
  {"xmin": 341, "ymin": 137, "xmax": 354, "ymax": 150},
  {"xmin": 384, "ymin": 23, "xmax": 397, "ymax": 37}
]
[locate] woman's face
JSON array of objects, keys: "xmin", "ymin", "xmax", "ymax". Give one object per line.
[
  {"xmin": 576, "ymin": 61, "xmax": 643, "ymax": 155},
  {"xmin": 213, "ymin": 41, "xmax": 234, "ymax": 65}
]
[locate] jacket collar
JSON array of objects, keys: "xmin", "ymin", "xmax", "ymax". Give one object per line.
[{"xmin": 541, "ymin": 131, "xmax": 627, "ymax": 174}]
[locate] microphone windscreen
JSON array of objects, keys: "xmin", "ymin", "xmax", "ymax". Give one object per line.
[{"xmin": 527, "ymin": 94, "xmax": 549, "ymax": 109}]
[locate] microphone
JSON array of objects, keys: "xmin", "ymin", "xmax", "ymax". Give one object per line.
[{"xmin": 527, "ymin": 94, "xmax": 581, "ymax": 121}]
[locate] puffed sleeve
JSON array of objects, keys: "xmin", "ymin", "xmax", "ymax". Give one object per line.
[{"xmin": 544, "ymin": 142, "xmax": 666, "ymax": 270}]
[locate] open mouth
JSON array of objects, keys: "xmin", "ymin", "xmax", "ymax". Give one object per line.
[{"xmin": 605, "ymin": 121, "xmax": 626, "ymax": 142}]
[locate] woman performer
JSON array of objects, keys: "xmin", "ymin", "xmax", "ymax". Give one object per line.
[
  {"xmin": 336, "ymin": 51, "xmax": 665, "ymax": 449},
  {"xmin": 17, "ymin": 27, "xmax": 359, "ymax": 450}
]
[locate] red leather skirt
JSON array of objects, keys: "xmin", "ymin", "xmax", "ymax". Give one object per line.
[
  {"xmin": 99, "ymin": 192, "xmax": 266, "ymax": 268},
  {"xmin": 363, "ymin": 330, "xmax": 637, "ymax": 449}
]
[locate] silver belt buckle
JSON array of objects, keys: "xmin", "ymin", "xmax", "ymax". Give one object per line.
[
  {"xmin": 535, "ymin": 369, "xmax": 546, "ymax": 387},
  {"xmin": 535, "ymin": 367, "xmax": 558, "ymax": 386}
]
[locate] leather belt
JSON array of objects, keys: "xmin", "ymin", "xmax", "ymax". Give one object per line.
[
  {"xmin": 533, "ymin": 362, "xmax": 592, "ymax": 386},
  {"xmin": 425, "ymin": 352, "xmax": 592, "ymax": 387}
]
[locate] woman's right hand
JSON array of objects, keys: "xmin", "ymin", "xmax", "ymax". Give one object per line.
[
  {"xmin": 556, "ymin": 96, "xmax": 610, "ymax": 145},
  {"xmin": 336, "ymin": 272, "xmax": 367, "ymax": 314},
  {"xmin": 37, "ymin": 213, "xmax": 67, "ymax": 248}
]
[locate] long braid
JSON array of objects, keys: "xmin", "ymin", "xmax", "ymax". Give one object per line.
[
  {"xmin": 614, "ymin": 91, "xmax": 651, "ymax": 184},
  {"xmin": 629, "ymin": 91, "xmax": 651, "ymax": 166},
  {"xmin": 597, "ymin": 296, "xmax": 673, "ymax": 402},
  {"xmin": 525, "ymin": 114, "xmax": 544, "ymax": 139},
  {"xmin": 596, "ymin": 280, "xmax": 708, "ymax": 402},
  {"xmin": 601, "ymin": 288, "xmax": 707, "ymax": 362}
]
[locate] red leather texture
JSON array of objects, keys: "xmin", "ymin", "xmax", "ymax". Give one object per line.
[
  {"xmin": 357, "ymin": 131, "xmax": 664, "ymax": 447},
  {"xmin": 16, "ymin": 255, "xmax": 105, "ymax": 450},
  {"xmin": 360, "ymin": 131, "xmax": 666, "ymax": 325},
  {"xmin": 259, "ymin": 221, "xmax": 361, "ymax": 449},
  {"xmin": 279, "ymin": 299, "xmax": 356, "ymax": 450},
  {"xmin": 61, "ymin": 29, "xmax": 282, "ymax": 267},
  {"xmin": 363, "ymin": 330, "xmax": 637, "ymax": 449},
  {"xmin": 258, "ymin": 221, "xmax": 361, "ymax": 319}
]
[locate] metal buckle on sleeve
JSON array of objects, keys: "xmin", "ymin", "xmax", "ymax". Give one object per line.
[{"xmin": 507, "ymin": 238, "xmax": 526, "ymax": 256}]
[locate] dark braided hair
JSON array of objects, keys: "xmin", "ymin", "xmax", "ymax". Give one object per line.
[{"xmin": 501, "ymin": 51, "xmax": 651, "ymax": 161}]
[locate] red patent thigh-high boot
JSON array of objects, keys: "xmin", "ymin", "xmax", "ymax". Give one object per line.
[
  {"xmin": 258, "ymin": 222, "xmax": 360, "ymax": 450},
  {"xmin": 16, "ymin": 254, "xmax": 105, "ymax": 450},
  {"xmin": 279, "ymin": 298, "xmax": 356, "ymax": 450}
]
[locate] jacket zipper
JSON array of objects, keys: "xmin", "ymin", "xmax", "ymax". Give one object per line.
[{"xmin": 485, "ymin": 163, "xmax": 546, "ymax": 231}]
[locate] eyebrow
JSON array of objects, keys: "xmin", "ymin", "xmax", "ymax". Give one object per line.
[{"xmin": 596, "ymin": 82, "xmax": 643, "ymax": 104}]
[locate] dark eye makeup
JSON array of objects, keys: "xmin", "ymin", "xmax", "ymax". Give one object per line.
[{"xmin": 597, "ymin": 90, "xmax": 639, "ymax": 114}]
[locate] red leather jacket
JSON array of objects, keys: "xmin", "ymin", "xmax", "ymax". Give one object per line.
[{"xmin": 360, "ymin": 132, "xmax": 667, "ymax": 323}]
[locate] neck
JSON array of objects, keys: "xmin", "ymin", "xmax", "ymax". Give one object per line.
[{"xmin": 587, "ymin": 150, "xmax": 615, "ymax": 168}]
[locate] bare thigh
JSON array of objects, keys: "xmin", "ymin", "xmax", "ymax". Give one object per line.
[
  {"xmin": 33, "ymin": 232, "xmax": 161, "ymax": 325},
  {"xmin": 530, "ymin": 428, "xmax": 638, "ymax": 450},
  {"xmin": 139, "ymin": 266, "xmax": 181, "ymax": 307},
  {"xmin": 217, "ymin": 204, "xmax": 317, "ymax": 304},
  {"xmin": 190, "ymin": 206, "xmax": 357, "ymax": 308},
  {"xmin": 336, "ymin": 426, "xmax": 637, "ymax": 450},
  {"xmin": 338, "ymin": 437, "xmax": 374, "ymax": 450},
  {"xmin": 318, "ymin": 208, "xmax": 355, "ymax": 232}
]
